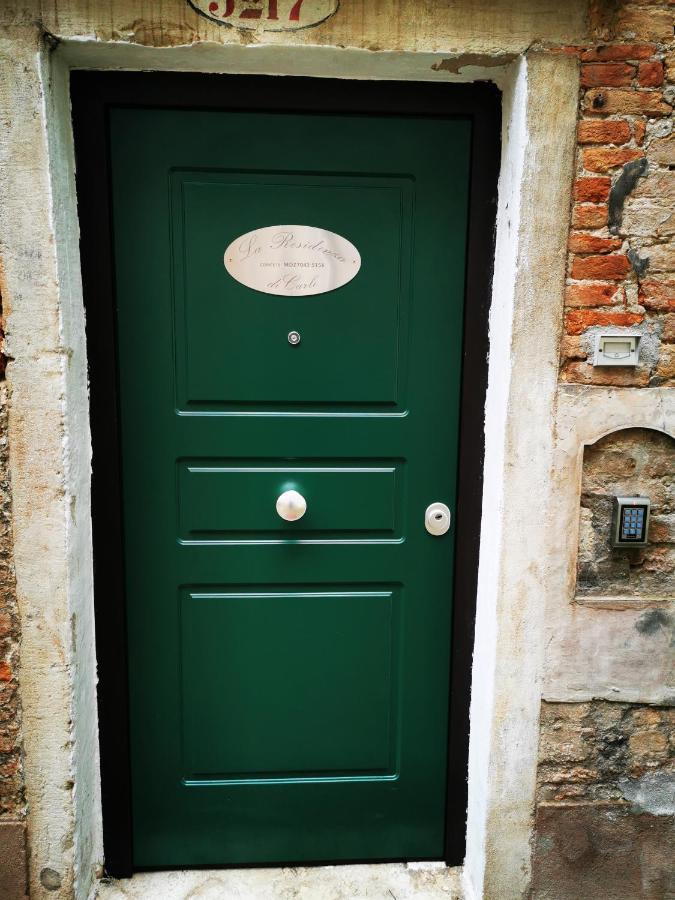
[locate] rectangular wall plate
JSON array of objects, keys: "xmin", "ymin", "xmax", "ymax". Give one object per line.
[{"xmin": 594, "ymin": 332, "xmax": 641, "ymax": 367}]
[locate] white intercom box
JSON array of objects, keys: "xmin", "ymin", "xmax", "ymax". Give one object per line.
[{"xmin": 594, "ymin": 332, "xmax": 641, "ymax": 367}]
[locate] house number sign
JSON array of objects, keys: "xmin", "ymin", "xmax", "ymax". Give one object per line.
[
  {"xmin": 189, "ymin": 0, "xmax": 339, "ymax": 30},
  {"xmin": 224, "ymin": 226, "xmax": 361, "ymax": 297}
]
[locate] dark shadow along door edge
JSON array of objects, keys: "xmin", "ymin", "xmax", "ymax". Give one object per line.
[{"xmin": 70, "ymin": 71, "xmax": 501, "ymax": 877}]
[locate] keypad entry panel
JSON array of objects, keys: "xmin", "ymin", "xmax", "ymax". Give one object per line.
[{"xmin": 612, "ymin": 496, "xmax": 650, "ymax": 547}]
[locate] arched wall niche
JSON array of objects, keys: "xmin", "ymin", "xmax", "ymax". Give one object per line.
[{"xmin": 576, "ymin": 427, "xmax": 675, "ymax": 602}]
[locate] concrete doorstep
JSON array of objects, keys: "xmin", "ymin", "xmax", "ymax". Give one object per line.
[{"xmin": 93, "ymin": 862, "xmax": 463, "ymax": 899}]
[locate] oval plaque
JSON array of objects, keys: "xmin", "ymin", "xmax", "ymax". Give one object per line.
[
  {"xmin": 224, "ymin": 225, "xmax": 361, "ymax": 297},
  {"xmin": 188, "ymin": 0, "xmax": 339, "ymax": 32}
]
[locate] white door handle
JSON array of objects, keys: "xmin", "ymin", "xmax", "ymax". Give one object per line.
[{"xmin": 276, "ymin": 490, "xmax": 307, "ymax": 522}]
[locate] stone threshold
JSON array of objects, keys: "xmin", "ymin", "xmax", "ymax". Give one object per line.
[{"xmin": 93, "ymin": 861, "xmax": 463, "ymax": 899}]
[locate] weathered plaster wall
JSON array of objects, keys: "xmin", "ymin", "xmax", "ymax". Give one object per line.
[
  {"xmin": 539, "ymin": 387, "xmax": 674, "ymax": 897},
  {"xmin": 0, "ymin": 335, "xmax": 24, "ymax": 815},
  {"xmin": 538, "ymin": 427, "xmax": 674, "ymax": 897},
  {"xmin": 0, "ymin": 25, "xmax": 96, "ymax": 900},
  {"xmin": 0, "ymin": 1, "xmax": 673, "ymax": 900},
  {"xmin": 4, "ymin": 0, "xmax": 588, "ymax": 54},
  {"xmin": 464, "ymin": 51, "xmax": 580, "ymax": 900},
  {"xmin": 0, "ymin": 375, "xmax": 28, "ymax": 899},
  {"xmin": 462, "ymin": 54, "xmax": 528, "ymax": 900},
  {"xmin": 544, "ymin": 387, "xmax": 673, "ymax": 704},
  {"xmin": 535, "ymin": 4, "xmax": 675, "ymax": 894}
]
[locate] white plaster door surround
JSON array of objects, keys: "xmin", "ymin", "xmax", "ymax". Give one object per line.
[
  {"xmin": 462, "ymin": 53, "xmax": 580, "ymax": 900},
  {"xmin": 0, "ymin": 13, "xmax": 585, "ymax": 899}
]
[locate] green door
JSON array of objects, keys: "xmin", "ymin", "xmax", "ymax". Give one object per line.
[{"xmin": 110, "ymin": 101, "xmax": 470, "ymax": 868}]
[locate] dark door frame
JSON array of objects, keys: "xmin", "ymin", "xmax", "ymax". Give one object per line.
[{"xmin": 70, "ymin": 71, "xmax": 501, "ymax": 877}]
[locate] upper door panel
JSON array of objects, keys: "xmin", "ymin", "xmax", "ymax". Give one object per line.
[{"xmin": 172, "ymin": 172, "xmax": 413, "ymax": 410}]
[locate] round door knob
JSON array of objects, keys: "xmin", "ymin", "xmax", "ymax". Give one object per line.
[
  {"xmin": 425, "ymin": 502, "xmax": 451, "ymax": 536},
  {"xmin": 276, "ymin": 490, "xmax": 307, "ymax": 522}
]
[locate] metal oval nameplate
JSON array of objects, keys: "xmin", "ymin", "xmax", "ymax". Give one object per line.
[
  {"xmin": 224, "ymin": 225, "xmax": 361, "ymax": 297},
  {"xmin": 188, "ymin": 1, "xmax": 339, "ymax": 32}
]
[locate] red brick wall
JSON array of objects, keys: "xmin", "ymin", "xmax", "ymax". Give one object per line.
[{"xmin": 559, "ymin": 1, "xmax": 675, "ymax": 387}]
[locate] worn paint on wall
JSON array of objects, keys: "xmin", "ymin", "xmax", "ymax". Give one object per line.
[
  {"xmin": 0, "ymin": 1, "xmax": 589, "ymax": 53},
  {"xmin": 0, "ymin": 26, "xmax": 85, "ymax": 900},
  {"xmin": 0, "ymin": 348, "xmax": 24, "ymax": 813},
  {"xmin": 0, "ymin": 378, "xmax": 28, "ymax": 900},
  {"xmin": 465, "ymin": 51, "xmax": 580, "ymax": 900},
  {"xmin": 545, "ymin": 387, "xmax": 674, "ymax": 707},
  {"xmin": 187, "ymin": 0, "xmax": 340, "ymax": 32}
]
